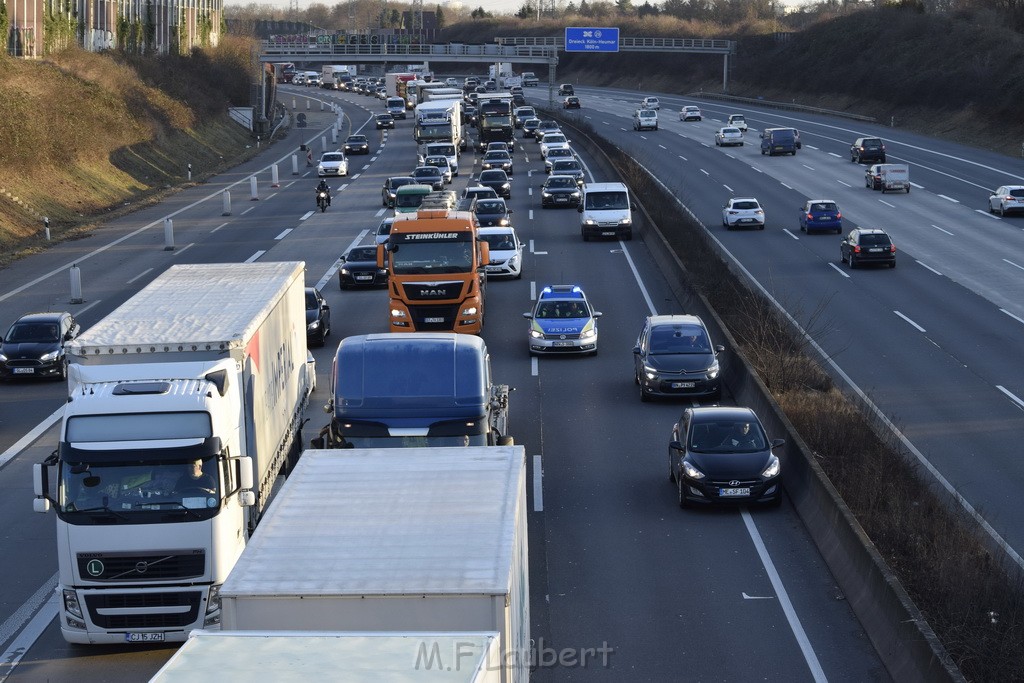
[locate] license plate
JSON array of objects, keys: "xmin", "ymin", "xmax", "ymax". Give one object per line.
[
  {"xmin": 424, "ymin": 317, "xmax": 445, "ymax": 323},
  {"xmin": 601, "ymin": 231, "xmax": 616, "ymax": 236},
  {"xmin": 819, "ymin": 216, "xmax": 830, "ymax": 220},
  {"xmin": 740, "ymin": 218, "xmax": 754, "ymax": 223},
  {"xmin": 869, "ymin": 248, "xmax": 883, "ymax": 252},
  {"xmin": 553, "ymin": 341, "xmax": 574, "ymax": 347},
  {"xmin": 125, "ymin": 632, "xmax": 165, "ymax": 643},
  {"xmin": 13, "ymin": 368, "xmax": 34, "ymax": 374},
  {"xmin": 355, "ymin": 275, "xmax": 372, "ymax": 280},
  {"xmin": 556, "ymin": 197, "xmax": 567, "ymax": 202},
  {"xmin": 720, "ymin": 487, "xmax": 750, "ymax": 497},
  {"xmin": 671, "ymin": 381, "xmax": 695, "ymax": 389}
]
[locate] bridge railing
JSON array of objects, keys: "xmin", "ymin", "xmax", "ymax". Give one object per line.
[{"xmin": 260, "ymin": 41, "xmax": 559, "ymax": 59}]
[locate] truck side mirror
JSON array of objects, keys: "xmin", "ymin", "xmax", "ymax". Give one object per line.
[
  {"xmin": 32, "ymin": 463, "xmax": 51, "ymax": 513},
  {"xmin": 238, "ymin": 456, "xmax": 254, "ymax": 492}
]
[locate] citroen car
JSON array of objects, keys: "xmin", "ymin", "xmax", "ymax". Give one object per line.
[
  {"xmin": 523, "ymin": 285, "xmax": 601, "ymax": 355},
  {"xmin": 633, "ymin": 314, "xmax": 724, "ymax": 401}
]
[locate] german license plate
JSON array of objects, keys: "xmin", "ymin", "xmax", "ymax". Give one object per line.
[
  {"xmin": 125, "ymin": 632, "xmax": 165, "ymax": 643},
  {"xmin": 671, "ymin": 381, "xmax": 695, "ymax": 389},
  {"xmin": 553, "ymin": 341, "xmax": 574, "ymax": 347},
  {"xmin": 556, "ymin": 197, "xmax": 567, "ymax": 202},
  {"xmin": 869, "ymin": 248, "xmax": 883, "ymax": 252},
  {"xmin": 355, "ymin": 275, "xmax": 372, "ymax": 280},
  {"xmin": 13, "ymin": 368, "xmax": 34, "ymax": 374},
  {"xmin": 424, "ymin": 317, "xmax": 445, "ymax": 323},
  {"xmin": 719, "ymin": 487, "xmax": 750, "ymax": 497},
  {"xmin": 819, "ymin": 216, "xmax": 830, "ymax": 220},
  {"xmin": 740, "ymin": 218, "xmax": 753, "ymax": 223},
  {"xmin": 601, "ymin": 231, "xmax": 616, "ymax": 236}
]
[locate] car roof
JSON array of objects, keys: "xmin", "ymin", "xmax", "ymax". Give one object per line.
[
  {"xmin": 538, "ymin": 284, "xmax": 587, "ymax": 301},
  {"xmin": 647, "ymin": 314, "xmax": 703, "ymax": 328},
  {"xmin": 730, "ymin": 197, "xmax": 759, "ymax": 203},
  {"xmin": 689, "ymin": 406, "xmax": 758, "ymax": 423},
  {"xmin": 10, "ymin": 311, "xmax": 68, "ymax": 324},
  {"xmin": 477, "ymin": 226, "xmax": 516, "ymax": 236}
]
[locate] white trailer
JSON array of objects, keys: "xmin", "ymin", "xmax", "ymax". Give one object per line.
[
  {"xmin": 150, "ymin": 630, "xmax": 502, "ymax": 682},
  {"xmin": 321, "ymin": 64, "xmax": 355, "ymax": 89},
  {"xmin": 220, "ymin": 447, "xmax": 529, "ymax": 683},
  {"xmin": 414, "ymin": 98, "xmax": 465, "ymax": 150},
  {"xmin": 32, "ymin": 262, "xmax": 312, "ymax": 645}
]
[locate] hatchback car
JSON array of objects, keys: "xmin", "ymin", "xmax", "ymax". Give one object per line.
[
  {"xmin": 840, "ymin": 228, "xmax": 896, "ymax": 269},
  {"xmin": 669, "ymin": 406, "xmax": 784, "ymax": 508},
  {"xmin": 338, "ymin": 245, "xmax": 387, "ymax": 289},
  {"xmin": 317, "ymin": 152, "xmax": 349, "ymax": 178},
  {"xmin": 558, "ymin": 83, "xmax": 575, "ymax": 96},
  {"xmin": 478, "ymin": 227, "xmax": 524, "ymax": 279},
  {"xmin": 714, "ymin": 127, "xmax": 744, "ymax": 147},
  {"xmin": 374, "ymin": 216, "xmax": 396, "ymax": 244},
  {"xmin": 988, "ymin": 185, "xmax": 1024, "ymax": 216},
  {"xmin": 634, "ymin": 314, "xmax": 724, "ymax": 402},
  {"xmin": 411, "ymin": 165, "xmax": 445, "ymax": 191},
  {"xmin": 642, "ymin": 96, "xmax": 661, "ymax": 110},
  {"xmin": 375, "ymin": 113, "xmax": 395, "ymax": 130},
  {"xmin": 513, "ymin": 107, "xmax": 536, "ymax": 128},
  {"xmin": 727, "ymin": 114, "xmax": 748, "ymax": 132},
  {"xmin": 521, "ymin": 118, "xmax": 541, "ymax": 138},
  {"xmin": 722, "ymin": 198, "xmax": 766, "ymax": 230},
  {"xmin": 474, "ymin": 198, "xmax": 513, "ymax": 227},
  {"xmin": 382, "ymin": 176, "xmax": 417, "ymax": 208},
  {"xmin": 799, "ymin": 200, "xmax": 843, "ymax": 234},
  {"xmin": 539, "ymin": 134, "xmax": 570, "ymax": 159},
  {"xmin": 478, "ymin": 170, "xmax": 512, "ymax": 199},
  {"xmin": 523, "ymin": 285, "xmax": 601, "ymax": 355},
  {"xmin": 304, "ymin": 287, "xmax": 331, "ymax": 347},
  {"xmin": 0, "ymin": 311, "xmax": 79, "ymax": 381},
  {"xmin": 549, "ymin": 159, "xmax": 585, "ymax": 187},
  {"xmin": 541, "ymin": 175, "xmax": 583, "ymax": 208},
  {"xmin": 680, "ymin": 105, "xmax": 702, "ymax": 121},
  {"xmin": 343, "ymin": 135, "xmax": 370, "ymax": 155},
  {"xmin": 850, "ymin": 137, "xmax": 886, "ymax": 164},
  {"xmin": 563, "ymin": 96, "xmax": 581, "ymax": 109},
  {"xmin": 482, "ymin": 151, "xmax": 514, "ymax": 175},
  {"xmin": 423, "ymin": 155, "xmax": 454, "ymax": 184}
]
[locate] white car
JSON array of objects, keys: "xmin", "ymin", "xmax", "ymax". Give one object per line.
[
  {"xmin": 445, "ymin": 77, "xmax": 459, "ymax": 87},
  {"xmin": 722, "ymin": 197, "xmax": 765, "ymax": 230},
  {"xmin": 374, "ymin": 217, "xmax": 395, "ymax": 245},
  {"xmin": 317, "ymin": 152, "xmax": 349, "ymax": 178},
  {"xmin": 633, "ymin": 109, "xmax": 658, "ymax": 131},
  {"xmin": 727, "ymin": 114, "xmax": 748, "ymax": 132},
  {"xmin": 539, "ymin": 133, "xmax": 570, "ymax": 159},
  {"xmin": 543, "ymin": 147, "xmax": 575, "ymax": 173},
  {"xmin": 423, "ymin": 155, "xmax": 454, "ymax": 184},
  {"xmin": 680, "ymin": 106, "xmax": 702, "ymax": 121},
  {"xmin": 641, "ymin": 96, "xmax": 661, "ymax": 110},
  {"xmin": 988, "ymin": 185, "xmax": 1024, "ymax": 217},
  {"xmin": 478, "ymin": 227, "xmax": 523, "ymax": 279},
  {"xmin": 714, "ymin": 127, "xmax": 744, "ymax": 147}
]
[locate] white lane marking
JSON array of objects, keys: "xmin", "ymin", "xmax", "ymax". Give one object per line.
[
  {"xmin": 780, "ymin": 228, "xmax": 799, "ymax": 240},
  {"xmin": 534, "ymin": 251, "xmax": 548, "ymax": 255},
  {"xmin": 977, "ymin": 210, "xmax": 1001, "ymax": 220},
  {"xmin": 878, "ymin": 200, "xmax": 895, "ymax": 208},
  {"xmin": 211, "ymin": 222, "xmax": 229, "ymax": 233},
  {"xmin": 997, "ymin": 386, "xmax": 1024, "ymax": 411},
  {"xmin": 836, "ymin": 180, "xmax": 851, "ymax": 187},
  {"xmin": 240, "ymin": 206, "xmax": 256, "ymax": 215},
  {"xmin": 802, "ymin": 164, "xmax": 815, "ymax": 171},
  {"xmin": 0, "ymin": 582, "xmax": 59, "ymax": 682},
  {"xmin": 0, "ymin": 572, "xmax": 57, "ymax": 650},
  {"xmin": 529, "ymin": 240, "xmax": 535, "ymax": 253},
  {"xmin": 375, "ymin": 207, "xmax": 386, "ymax": 217},
  {"xmin": 618, "ymin": 243, "xmax": 658, "ymax": 316},
  {"xmin": 741, "ymin": 511, "xmax": 828, "ymax": 683},
  {"xmin": 938, "ymin": 194, "xmax": 959, "ymax": 203},
  {"xmin": 931, "ymin": 224, "xmax": 954, "ymax": 235},
  {"xmin": 700, "ymin": 169, "xmax": 710, "ymax": 176},
  {"xmin": 275, "ymin": 229, "xmax": 293, "ymax": 240},
  {"xmin": 658, "ymin": 144, "xmax": 667, "ymax": 150},
  {"xmin": 910, "ymin": 182, "xmax": 924, "ymax": 189},
  {"xmin": 805, "ymin": 145, "xmax": 819, "ymax": 151},
  {"xmin": 531, "ymin": 356, "xmax": 539, "ymax": 376},
  {"xmin": 245, "ymin": 251, "xmax": 266, "ymax": 263},
  {"xmin": 781, "ymin": 182, "xmax": 793, "ymax": 190},
  {"xmin": 639, "ymin": 135, "xmax": 648, "ymax": 140},
  {"xmin": 828, "ymin": 152, "xmax": 842, "ymax": 158},
  {"xmin": 75, "ymin": 300, "xmax": 102, "ymax": 317},
  {"xmin": 529, "ymin": 209, "xmax": 534, "ymax": 220},
  {"xmin": 340, "ymin": 183, "xmax": 351, "ymax": 190},
  {"xmin": 916, "ymin": 260, "xmax": 943, "ymax": 276},
  {"xmin": 894, "ymin": 310, "xmax": 926, "ymax": 332},
  {"xmin": 530, "ymin": 281, "xmax": 537, "ymax": 300},
  {"xmin": 829, "ymin": 263, "xmax": 850, "ymax": 278},
  {"xmin": 678, "ymin": 155, "xmax": 688, "ymax": 162},
  {"xmin": 351, "ymin": 174, "xmax": 361, "ymax": 180},
  {"xmin": 1004, "ymin": 259, "xmax": 1024, "ymax": 272},
  {"xmin": 725, "ymin": 154, "xmax": 736, "ymax": 160},
  {"xmin": 533, "ymin": 455, "xmax": 544, "ymax": 512},
  {"xmin": 1001, "ymin": 308, "xmax": 1024, "ymax": 325},
  {"xmin": 528, "ymin": 188, "xmax": 533, "ymax": 196},
  {"xmin": 0, "ymin": 407, "xmax": 62, "ymax": 468},
  {"xmin": 126, "ymin": 268, "xmax": 153, "ymax": 284},
  {"xmin": 742, "ymin": 593, "xmax": 775, "ymax": 600},
  {"xmin": 300, "ymin": 211, "xmax": 315, "ymax": 221},
  {"xmin": 170, "ymin": 243, "xmax": 195, "ymax": 257},
  {"xmin": 723, "ymin": 185, "xmax": 734, "ymax": 193}
]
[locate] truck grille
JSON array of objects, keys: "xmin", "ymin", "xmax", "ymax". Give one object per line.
[
  {"xmin": 410, "ymin": 304, "xmax": 461, "ymax": 331},
  {"xmin": 77, "ymin": 551, "xmax": 205, "ymax": 581},
  {"xmin": 85, "ymin": 591, "xmax": 201, "ymax": 629},
  {"xmin": 403, "ymin": 282, "xmax": 464, "ymax": 300}
]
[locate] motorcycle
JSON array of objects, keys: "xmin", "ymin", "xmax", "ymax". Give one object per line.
[{"xmin": 317, "ymin": 191, "xmax": 329, "ymax": 212}]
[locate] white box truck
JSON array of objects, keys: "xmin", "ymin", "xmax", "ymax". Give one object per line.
[
  {"xmin": 220, "ymin": 446, "xmax": 529, "ymax": 683},
  {"xmin": 321, "ymin": 64, "xmax": 355, "ymax": 90},
  {"xmin": 32, "ymin": 262, "xmax": 313, "ymax": 645},
  {"xmin": 150, "ymin": 630, "xmax": 502, "ymax": 682}
]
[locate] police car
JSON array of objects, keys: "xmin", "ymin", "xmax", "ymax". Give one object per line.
[{"xmin": 522, "ymin": 285, "xmax": 602, "ymax": 355}]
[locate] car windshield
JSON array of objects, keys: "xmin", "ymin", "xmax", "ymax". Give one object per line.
[
  {"xmin": 414, "ymin": 168, "xmax": 441, "ymax": 178},
  {"xmin": 390, "ymin": 242, "xmax": 473, "ymax": 275},
  {"xmin": 347, "ymin": 247, "xmax": 377, "ymax": 261},
  {"xmin": 305, "ymin": 291, "xmax": 320, "ymax": 309},
  {"xmin": 1009, "ymin": 189, "xmax": 1024, "ymax": 198},
  {"xmin": 547, "ymin": 177, "xmax": 577, "ymax": 189},
  {"xmin": 688, "ymin": 420, "xmax": 768, "ymax": 453},
  {"xmin": 731, "ymin": 116, "xmax": 745, "ymax": 122},
  {"xmin": 536, "ymin": 301, "xmax": 589, "ymax": 319},
  {"xmin": 722, "ymin": 128, "xmax": 740, "ymax": 135},
  {"xmin": 480, "ymin": 171, "xmax": 506, "ymax": 182},
  {"xmin": 321, "ymin": 153, "xmax": 344, "ymax": 163},
  {"xmin": 649, "ymin": 325, "xmax": 710, "ymax": 354},
  {"xmin": 426, "ymin": 157, "xmax": 448, "ymax": 167},
  {"xmin": 480, "ymin": 233, "xmax": 516, "ymax": 250},
  {"xmin": 733, "ymin": 201, "xmax": 760, "ymax": 211},
  {"xmin": 6, "ymin": 322, "xmax": 59, "ymax": 343},
  {"xmin": 863, "ymin": 139, "xmax": 882, "ymax": 148},
  {"xmin": 545, "ymin": 135, "xmax": 567, "ymax": 145},
  {"xmin": 548, "ymin": 149, "xmax": 571, "ymax": 159},
  {"xmin": 585, "ymin": 192, "xmax": 628, "ymax": 210},
  {"xmin": 553, "ymin": 161, "xmax": 580, "ymax": 172},
  {"xmin": 859, "ymin": 233, "xmax": 891, "ymax": 246},
  {"xmin": 485, "ymin": 152, "xmax": 510, "ymax": 161},
  {"xmin": 476, "ymin": 200, "xmax": 505, "ymax": 213},
  {"xmin": 348, "ymin": 136, "xmax": 367, "ymax": 143},
  {"xmin": 395, "ymin": 193, "xmax": 427, "ymax": 208}
]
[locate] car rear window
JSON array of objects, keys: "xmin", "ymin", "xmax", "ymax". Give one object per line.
[
  {"xmin": 859, "ymin": 233, "xmax": 891, "ymax": 246},
  {"xmin": 734, "ymin": 201, "xmax": 759, "ymax": 210},
  {"xmin": 1010, "ymin": 189, "xmax": 1024, "ymax": 198},
  {"xmin": 812, "ymin": 203, "xmax": 837, "ymax": 212}
]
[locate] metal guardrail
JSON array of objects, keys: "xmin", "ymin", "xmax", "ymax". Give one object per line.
[
  {"xmin": 691, "ymin": 91, "xmax": 876, "ymax": 123},
  {"xmin": 497, "ymin": 35, "xmax": 735, "ymax": 54}
]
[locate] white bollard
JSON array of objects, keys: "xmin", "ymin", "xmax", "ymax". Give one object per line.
[
  {"xmin": 271, "ymin": 164, "xmax": 280, "ymax": 188},
  {"xmin": 321, "ymin": 135, "xmax": 328, "ymax": 153},
  {"xmin": 331, "ymin": 129, "xmax": 337, "ymax": 144},
  {"xmin": 250, "ymin": 176, "xmax": 259, "ymax": 201},
  {"xmin": 222, "ymin": 190, "xmax": 232, "ymax": 216},
  {"xmin": 292, "ymin": 97, "xmax": 296, "ymax": 109},
  {"xmin": 291, "ymin": 154, "xmax": 299, "ymax": 175},
  {"xmin": 163, "ymin": 218, "xmax": 175, "ymax": 251},
  {"xmin": 320, "ymin": 100, "xmax": 324, "ymax": 111},
  {"xmin": 306, "ymin": 99, "xmax": 310, "ymax": 110},
  {"xmin": 69, "ymin": 264, "xmax": 83, "ymax": 304}
]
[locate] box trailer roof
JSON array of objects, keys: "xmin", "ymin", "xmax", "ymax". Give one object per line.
[
  {"xmin": 221, "ymin": 447, "xmax": 523, "ymax": 598},
  {"xmin": 69, "ymin": 262, "xmax": 305, "ymax": 353}
]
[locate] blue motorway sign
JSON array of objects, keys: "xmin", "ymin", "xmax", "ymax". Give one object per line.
[{"xmin": 564, "ymin": 27, "xmax": 620, "ymax": 53}]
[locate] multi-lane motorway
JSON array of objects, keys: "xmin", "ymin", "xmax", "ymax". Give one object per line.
[{"xmin": 2, "ymin": 79, "xmax": 1019, "ymax": 680}]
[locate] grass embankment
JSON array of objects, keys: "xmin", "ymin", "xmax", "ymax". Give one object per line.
[{"xmin": 0, "ymin": 37, "xmax": 260, "ymax": 266}]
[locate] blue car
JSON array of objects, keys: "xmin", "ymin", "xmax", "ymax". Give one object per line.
[
  {"xmin": 799, "ymin": 199, "xmax": 843, "ymax": 234},
  {"xmin": 523, "ymin": 285, "xmax": 601, "ymax": 355}
]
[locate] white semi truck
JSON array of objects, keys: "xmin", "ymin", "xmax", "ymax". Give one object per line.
[
  {"xmin": 219, "ymin": 446, "xmax": 530, "ymax": 683},
  {"xmin": 32, "ymin": 262, "xmax": 313, "ymax": 645},
  {"xmin": 321, "ymin": 64, "xmax": 356, "ymax": 89}
]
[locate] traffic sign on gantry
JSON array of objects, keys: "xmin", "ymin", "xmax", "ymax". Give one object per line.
[{"xmin": 564, "ymin": 27, "xmax": 620, "ymax": 53}]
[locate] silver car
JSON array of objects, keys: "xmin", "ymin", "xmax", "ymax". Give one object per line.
[{"xmin": 714, "ymin": 127, "xmax": 744, "ymax": 147}]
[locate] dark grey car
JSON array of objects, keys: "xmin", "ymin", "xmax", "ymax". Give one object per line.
[
  {"xmin": 634, "ymin": 315, "xmax": 724, "ymax": 402},
  {"xmin": 0, "ymin": 311, "xmax": 79, "ymax": 381},
  {"xmin": 304, "ymin": 287, "xmax": 331, "ymax": 347}
]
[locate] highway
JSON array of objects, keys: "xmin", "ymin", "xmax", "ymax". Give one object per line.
[{"xmin": 2, "ymin": 80, "xmax": 996, "ymax": 680}]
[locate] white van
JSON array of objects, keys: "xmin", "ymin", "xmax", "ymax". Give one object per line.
[
  {"xmin": 579, "ymin": 182, "xmax": 633, "ymax": 241},
  {"xmin": 633, "ymin": 109, "xmax": 658, "ymax": 131}
]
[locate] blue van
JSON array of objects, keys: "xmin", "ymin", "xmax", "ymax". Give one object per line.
[{"xmin": 760, "ymin": 128, "xmax": 797, "ymax": 156}]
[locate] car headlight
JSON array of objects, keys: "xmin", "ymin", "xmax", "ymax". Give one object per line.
[
  {"xmin": 762, "ymin": 455, "xmax": 780, "ymax": 479},
  {"xmin": 682, "ymin": 461, "xmax": 705, "ymax": 480},
  {"xmin": 621, "ymin": 217, "xmax": 632, "ymax": 226},
  {"xmin": 307, "ymin": 321, "xmax": 320, "ymax": 331},
  {"xmin": 530, "ymin": 329, "xmax": 544, "ymax": 339},
  {"xmin": 340, "ymin": 268, "xmax": 350, "ymax": 275},
  {"xmin": 0, "ymin": 352, "xmax": 7, "ymax": 362},
  {"xmin": 580, "ymin": 327, "xmax": 597, "ymax": 340},
  {"xmin": 706, "ymin": 361, "xmax": 720, "ymax": 380},
  {"xmin": 40, "ymin": 350, "xmax": 61, "ymax": 362},
  {"xmin": 461, "ymin": 306, "xmax": 478, "ymax": 316},
  {"xmin": 542, "ymin": 191, "xmax": 552, "ymax": 198},
  {"xmin": 499, "ymin": 218, "xmax": 509, "ymax": 226},
  {"xmin": 509, "ymin": 253, "xmax": 520, "ymax": 265},
  {"xmin": 584, "ymin": 218, "xmax": 597, "ymax": 225},
  {"xmin": 643, "ymin": 365, "xmax": 658, "ymax": 381},
  {"xmin": 317, "ymin": 166, "xmax": 325, "ymax": 173}
]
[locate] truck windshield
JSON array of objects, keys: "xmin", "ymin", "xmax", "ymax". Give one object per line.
[
  {"xmin": 338, "ymin": 434, "xmax": 489, "ymax": 448},
  {"xmin": 417, "ymin": 123, "xmax": 454, "ymax": 140},
  {"xmin": 59, "ymin": 457, "xmax": 221, "ymax": 519},
  {"xmin": 481, "ymin": 116, "xmax": 512, "ymax": 128},
  {"xmin": 391, "ymin": 242, "xmax": 473, "ymax": 275}
]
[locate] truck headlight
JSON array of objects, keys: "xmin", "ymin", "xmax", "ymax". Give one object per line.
[
  {"xmin": 206, "ymin": 584, "xmax": 222, "ymax": 615},
  {"xmin": 390, "ymin": 309, "xmax": 407, "ymax": 318},
  {"xmin": 63, "ymin": 589, "xmax": 84, "ymax": 619},
  {"xmin": 461, "ymin": 306, "xmax": 478, "ymax": 316}
]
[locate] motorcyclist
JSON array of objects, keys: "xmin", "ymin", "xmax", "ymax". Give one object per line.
[{"xmin": 315, "ymin": 179, "xmax": 331, "ymax": 207}]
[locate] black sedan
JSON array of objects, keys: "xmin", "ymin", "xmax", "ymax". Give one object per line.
[
  {"xmin": 549, "ymin": 159, "xmax": 585, "ymax": 187},
  {"xmin": 477, "ymin": 170, "xmax": 512, "ymax": 199},
  {"xmin": 474, "ymin": 199, "xmax": 513, "ymax": 227},
  {"xmin": 304, "ymin": 287, "xmax": 331, "ymax": 347},
  {"xmin": 634, "ymin": 314, "xmax": 724, "ymax": 401},
  {"xmin": 375, "ymin": 113, "xmax": 395, "ymax": 130},
  {"xmin": 411, "ymin": 166, "xmax": 445, "ymax": 191},
  {"xmin": 540, "ymin": 175, "xmax": 582, "ymax": 208},
  {"xmin": 0, "ymin": 311, "xmax": 80, "ymax": 381},
  {"xmin": 481, "ymin": 151, "xmax": 514, "ymax": 175},
  {"xmin": 343, "ymin": 135, "xmax": 370, "ymax": 155},
  {"xmin": 382, "ymin": 176, "xmax": 417, "ymax": 208},
  {"xmin": 338, "ymin": 246, "xmax": 387, "ymax": 289},
  {"xmin": 669, "ymin": 406, "xmax": 784, "ymax": 508}
]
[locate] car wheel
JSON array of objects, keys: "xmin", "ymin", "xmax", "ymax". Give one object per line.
[
  {"xmin": 759, "ymin": 224, "xmax": 765, "ymax": 230},
  {"xmin": 582, "ymin": 229, "xmax": 590, "ymax": 242},
  {"xmin": 640, "ymin": 383, "xmax": 650, "ymax": 402},
  {"xmin": 999, "ymin": 205, "xmax": 1006, "ymax": 217},
  {"xmin": 890, "ymin": 261, "xmax": 896, "ymax": 269},
  {"xmin": 677, "ymin": 476, "xmax": 690, "ymax": 509},
  {"xmin": 57, "ymin": 360, "xmax": 68, "ymax": 381},
  {"xmin": 669, "ymin": 453, "xmax": 676, "ymax": 483},
  {"xmin": 849, "ymin": 254, "xmax": 857, "ymax": 269},
  {"xmin": 840, "ymin": 250, "xmax": 846, "ymax": 264}
]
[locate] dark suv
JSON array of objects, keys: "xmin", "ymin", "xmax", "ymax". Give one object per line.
[
  {"xmin": 851, "ymin": 137, "xmax": 886, "ymax": 164},
  {"xmin": 0, "ymin": 311, "xmax": 80, "ymax": 380},
  {"xmin": 840, "ymin": 228, "xmax": 896, "ymax": 269}
]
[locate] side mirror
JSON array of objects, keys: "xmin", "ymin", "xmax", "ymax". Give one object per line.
[
  {"xmin": 522, "ymin": 313, "xmax": 533, "ymax": 319},
  {"xmin": 770, "ymin": 438, "xmax": 786, "ymax": 450},
  {"xmin": 577, "ymin": 206, "xmax": 584, "ymax": 213},
  {"xmin": 632, "ymin": 345, "xmax": 641, "ymax": 355},
  {"xmin": 715, "ymin": 345, "xmax": 725, "ymax": 354},
  {"xmin": 593, "ymin": 312, "xmax": 603, "ymax": 318},
  {"xmin": 321, "ymin": 303, "xmax": 330, "ymax": 312},
  {"xmin": 238, "ymin": 456, "xmax": 255, "ymax": 491},
  {"xmin": 668, "ymin": 440, "xmax": 683, "ymax": 451}
]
